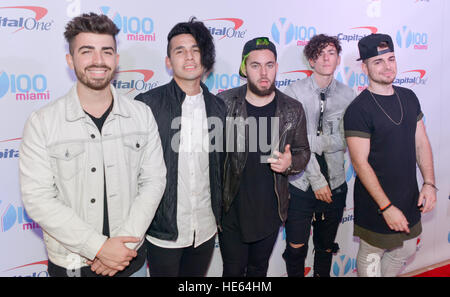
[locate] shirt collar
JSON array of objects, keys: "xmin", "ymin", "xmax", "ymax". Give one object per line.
[
  {"xmin": 65, "ymin": 84, "xmax": 130, "ymax": 122},
  {"xmin": 184, "ymin": 88, "xmax": 204, "ymax": 104},
  {"xmin": 309, "ymin": 73, "xmax": 337, "ymax": 97}
]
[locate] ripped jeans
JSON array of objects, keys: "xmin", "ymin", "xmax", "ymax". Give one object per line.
[
  {"xmin": 283, "ymin": 183, "xmax": 347, "ymax": 277},
  {"xmin": 356, "ymin": 238, "xmax": 417, "ymax": 277}
]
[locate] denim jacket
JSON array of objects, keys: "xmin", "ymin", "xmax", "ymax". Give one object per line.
[
  {"xmin": 285, "ymin": 75, "xmax": 356, "ymax": 191},
  {"xmin": 19, "ymin": 84, "xmax": 166, "ymax": 269}
]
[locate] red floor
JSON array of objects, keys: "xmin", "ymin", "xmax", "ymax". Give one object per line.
[{"xmin": 412, "ymin": 263, "xmax": 450, "ymax": 277}]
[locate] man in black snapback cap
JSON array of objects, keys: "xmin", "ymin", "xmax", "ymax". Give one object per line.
[
  {"xmin": 217, "ymin": 36, "xmax": 310, "ymax": 276},
  {"xmin": 356, "ymin": 33, "xmax": 394, "ymax": 61},
  {"xmin": 343, "ymin": 33, "xmax": 436, "ymax": 276},
  {"xmin": 239, "ymin": 37, "xmax": 278, "ymax": 77}
]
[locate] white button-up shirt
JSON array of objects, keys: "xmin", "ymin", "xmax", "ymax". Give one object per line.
[{"xmin": 147, "ymin": 90, "xmax": 217, "ymax": 248}]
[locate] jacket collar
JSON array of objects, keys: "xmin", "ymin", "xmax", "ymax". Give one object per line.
[
  {"xmin": 308, "ymin": 73, "xmax": 337, "ymax": 97},
  {"xmin": 234, "ymin": 84, "xmax": 282, "ymax": 108},
  {"xmin": 169, "ymin": 78, "xmax": 214, "ymax": 106},
  {"xmin": 65, "ymin": 83, "xmax": 130, "ymax": 122}
]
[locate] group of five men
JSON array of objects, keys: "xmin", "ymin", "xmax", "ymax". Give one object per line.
[{"xmin": 19, "ymin": 13, "xmax": 436, "ymax": 277}]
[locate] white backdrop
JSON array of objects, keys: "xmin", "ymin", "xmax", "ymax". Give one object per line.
[{"xmin": 0, "ymin": 0, "xmax": 448, "ymax": 277}]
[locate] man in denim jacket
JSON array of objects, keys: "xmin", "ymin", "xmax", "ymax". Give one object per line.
[
  {"xmin": 282, "ymin": 34, "xmax": 356, "ymax": 277},
  {"xmin": 19, "ymin": 13, "xmax": 166, "ymax": 277}
]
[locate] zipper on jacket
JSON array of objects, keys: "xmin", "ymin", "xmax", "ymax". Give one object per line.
[
  {"xmin": 272, "ymin": 121, "xmax": 293, "ymax": 222},
  {"xmin": 273, "ymin": 173, "xmax": 283, "ymax": 221}
]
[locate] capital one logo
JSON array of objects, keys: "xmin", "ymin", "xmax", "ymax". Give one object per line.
[
  {"xmin": 275, "ymin": 70, "xmax": 313, "ymax": 88},
  {"xmin": 396, "ymin": 26, "xmax": 428, "ymax": 50},
  {"xmin": 0, "ymin": 138, "xmax": 20, "ymax": 159},
  {"xmin": 271, "ymin": 18, "xmax": 316, "ymax": 46},
  {"xmin": 394, "ymin": 69, "xmax": 428, "ymax": 87},
  {"xmin": 0, "ymin": 201, "xmax": 39, "ymax": 232},
  {"xmin": 203, "ymin": 18, "xmax": 246, "ymax": 40},
  {"xmin": 337, "ymin": 26, "xmax": 378, "ymax": 43},
  {"xmin": 112, "ymin": 69, "xmax": 157, "ymax": 94},
  {"xmin": 3, "ymin": 260, "xmax": 48, "ymax": 277},
  {"xmin": 0, "ymin": 71, "xmax": 50, "ymax": 101},
  {"xmin": 332, "ymin": 254, "xmax": 356, "ymax": 276},
  {"xmin": 100, "ymin": 6, "xmax": 155, "ymax": 42},
  {"xmin": 0, "ymin": 6, "xmax": 53, "ymax": 33}
]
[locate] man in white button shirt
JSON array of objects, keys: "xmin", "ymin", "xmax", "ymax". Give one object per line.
[{"xmin": 135, "ymin": 18, "xmax": 226, "ymax": 276}]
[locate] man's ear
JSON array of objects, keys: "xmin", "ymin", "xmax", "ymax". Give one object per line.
[
  {"xmin": 361, "ymin": 61, "xmax": 368, "ymax": 75},
  {"xmin": 165, "ymin": 56, "xmax": 172, "ymax": 71},
  {"xmin": 66, "ymin": 53, "xmax": 74, "ymax": 70}
]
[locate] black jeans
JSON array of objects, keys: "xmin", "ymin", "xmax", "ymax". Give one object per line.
[
  {"xmin": 283, "ymin": 183, "xmax": 347, "ymax": 277},
  {"xmin": 145, "ymin": 235, "xmax": 215, "ymax": 277},
  {"xmin": 219, "ymin": 227, "xmax": 279, "ymax": 277}
]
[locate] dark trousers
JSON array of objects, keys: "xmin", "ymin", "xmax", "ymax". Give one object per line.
[
  {"xmin": 283, "ymin": 183, "xmax": 347, "ymax": 277},
  {"xmin": 145, "ymin": 235, "xmax": 215, "ymax": 277},
  {"xmin": 219, "ymin": 228, "xmax": 279, "ymax": 277}
]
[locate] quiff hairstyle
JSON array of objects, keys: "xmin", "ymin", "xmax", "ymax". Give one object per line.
[{"xmin": 64, "ymin": 12, "xmax": 120, "ymax": 55}]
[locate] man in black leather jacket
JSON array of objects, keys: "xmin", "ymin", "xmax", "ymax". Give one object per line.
[
  {"xmin": 135, "ymin": 18, "xmax": 226, "ymax": 277},
  {"xmin": 217, "ymin": 37, "xmax": 310, "ymax": 276}
]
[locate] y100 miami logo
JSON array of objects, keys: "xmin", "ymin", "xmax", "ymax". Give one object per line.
[
  {"xmin": 205, "ymin": 72, "xmax": 241, "ymax": 93},
  {"xmin": 332, "ymin": 254, "xmax": 357, "ymax": 277},
  {"xmin": 100, "ymin": 6, "xmax": 155, "ymax": 42},
  {"xmin": 337, "ymin": 26, "xmax": 378, "ymax": 43},
  {"xmin": 336, "ymin": 67, "xmax": 369, "ymax": 92},
  {"xmin": 394, "ymin": 69, "xmax": 428, "ymax": 87},
  {"xmin": 0, "ymin": 201, "xmax": 40, "ymax": 232},
  {"xmin": 271, "ymin": 18, "xmax": 316, "ymax": 46},
  {"xmin": 396, "ymin": 26, "xmax": 428, "ymax": 50},
  {"xmin": 0, "ymin": 6, "xmax": 53, "ymax": 33},
  {"xmin": 275, "ymin": 70, "xmax": 313, "ymax": 89},
  {"xmin": 203, "ymin": 18, "xmax": 246, "ymax": 40},
  {"xmin": 0, "ymin": 71, "xmax": 50, "ymax": 101},
  {"xmin": 344, "ymin": 157, "xmax": 356, "ymax": 183},
  {"xmin": 112, "ymin": 69, "xmax": 157, "ymax": 94}
]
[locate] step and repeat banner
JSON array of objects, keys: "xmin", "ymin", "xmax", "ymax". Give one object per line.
[{"xmin": 0, "ymin": 0, "xmax": 449, "ymax": 277}]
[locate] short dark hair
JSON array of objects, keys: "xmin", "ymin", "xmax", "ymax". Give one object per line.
[
  {"xmin": 64, "ymin": 12, "xmax": 120, "ymax": 54},
  {"xmin": 167, "ymin": 17, "xmax": 215, "ymax": 73},
  {"xmin": 377, "ymin": 41, "xmax": 389, "ymax": 49},
  {"xmin": 304, "ymin": 34, "xmax": 342, "ymax": 62}
]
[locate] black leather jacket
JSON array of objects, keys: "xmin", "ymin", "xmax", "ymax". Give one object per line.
[
  {"xmin": 135, "ymin": 79, "xmax": 226, "ymax": 240},
  {"xmin": 217, "ymin": 85, "xmax": 310, "ymax": 223}
]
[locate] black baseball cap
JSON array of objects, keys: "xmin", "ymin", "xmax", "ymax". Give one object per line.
[
  {"xmin": 357, "ymin": 33, "xmax": 394, "ymax": 61},
  {"xmin": 239, "ymin": 37, "xmax": 277, "ymax": 77}
]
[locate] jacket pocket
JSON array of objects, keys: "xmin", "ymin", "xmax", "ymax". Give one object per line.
[
  {"xmin": 48, "ymin": 143, "xmax": 85, "ymax": 180},
  {"xmin": 325, "ymin": 116, "xmax": 341, "ymax": 135},
  {"xmin": 122, "ymin": 134, "xmax": 149, "ymax": 169}
]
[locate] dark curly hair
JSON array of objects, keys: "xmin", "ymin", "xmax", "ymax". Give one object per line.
[
  {"xmin": 304, "ymin": 34, "xmax": 342, "ymax": 62},
  {"xmin": 167, "ymin": 17, "xmax": 215, "ymax": 73},
  {"xmin": 64, "ymin": 12, "xmax": 120, "ymax": 55}
]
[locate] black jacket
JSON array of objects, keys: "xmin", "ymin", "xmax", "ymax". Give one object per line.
[
  {"xmin": 135, "ymin": 79, "xmax": 226, "ymax": 241},
  {"xmin": 217, "ymin": 84, "xmax": 310, "ymax": 223}
]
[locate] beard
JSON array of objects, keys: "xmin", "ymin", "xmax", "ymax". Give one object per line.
[
  {"xmin": 369, "ymin": 75, "xmax": 396, "ymax": 86},
  {"xmin": 74, "ymin": 64, "xmax": 115, "ymax": 91},
  {"xmin": 367, "ymin": 68, "xmax": 397, "ymax": 86},
  {"xmin": 247, "ymin": 78, "xmax": 276, "ymax": 97}
]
